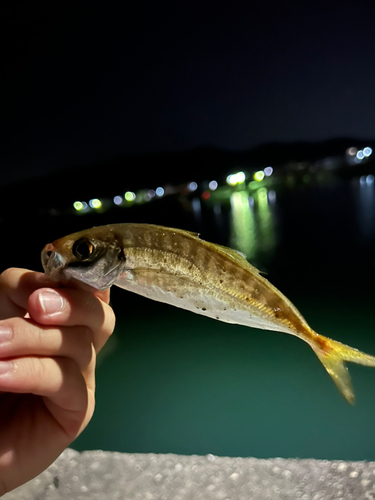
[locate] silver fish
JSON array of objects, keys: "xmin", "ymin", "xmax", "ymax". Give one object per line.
[{"xmin": 42, "ymin": 223, "xmax": 375, "ymax": 404}]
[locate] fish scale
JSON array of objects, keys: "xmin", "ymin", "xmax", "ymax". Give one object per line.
[{"xmin": 41, "ymin": 222, "xmax": 375, "ymax": 404}]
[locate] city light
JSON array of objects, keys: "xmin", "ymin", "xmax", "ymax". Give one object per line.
[
  {"xmin": 356, "ymin": 150, "xmax": 365, "ymax": 160},
  {"xmin": 73, "ymin": 201, "xmax": 84, "ymax": 211},
  {"xmin": 113, "ymin": 196, "xmax": 122, "ymax": 205},
  {"xmin": 89, "ymin": 198, "xmax": 102, "ymax": 209},
  {"xmin": 264, "ymin": 166, "xmax": 273, "ymax": 176},
  {"xmin": 346, "ymin": 147, "xmax": 357, "ymax": 156},
  {"xmin": 156, "ymin": 187, "xmax": 164, "ymax": 197},
  {"xmin": 209, "ymin": 180, "xmax": 218, "ymax": 190},
  {"xmin": 226, "ymin": 171, "xmax": 246, "ymax": 186},
  {"xmin": 125, "ymin": 191, "xmax": 136, "ymax": 202},
  {"xmin": 188, "ymin": 181, "xmax": 198, "ymax": 192},
  {"xmin": 254, "ymin": 171, "xmax": 265, "ymax": 182},
  {"xmin": 363, "ymin": 147, "xmax": 373, "ymax": 157}
]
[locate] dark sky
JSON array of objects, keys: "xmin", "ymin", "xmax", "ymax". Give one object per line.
[{"xmin": 3, "ymin": 1, "xmax": 375, "ymax": 185}]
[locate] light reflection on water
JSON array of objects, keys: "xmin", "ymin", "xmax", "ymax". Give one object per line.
[
  {"xmin": 255, "ymin": 188, "xmax": 276, "ymax": 256},
  {"xmin": 357, "ymin": 176, "xmax": 375, "ymax": 243},
  {"xmin": 230, "ymin": 191, "xmax": 256, "ymax": 259},
  {"xmin": 229, "ymin": 188, "xmax": 277, "ymax": 261}
]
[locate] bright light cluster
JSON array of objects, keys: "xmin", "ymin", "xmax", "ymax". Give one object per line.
[
  {"xmin": 357, "ymin": 147, "xmax": 373, "ymax": 159},
  {"xmin": 226, "ymin": 168, "xmax": 273, "ymax": 187},
  {"xmin": 226, "ymin": 171, "xmax": 246, "ymax": 186},
  {"xmin": 73, "ymin": 166, "xmax": 276, "ymax": 216},
  {"xmin": 73, "ymin": 143, "xmax": 373, "ymax": 217},
  {"xmin": 73, "ymin": 199, "xmax": 102, "ymax": 211},
  {"xmin": 347, "ymin": 146, "xmax": 373, "ymax": 157},
  {"xmin": 347, "ymin": 146, "xmax": 372, "ymax": 163},
  {"xmin": 89, "ymin": 198, "xmax": 102, "ymax": 209}
]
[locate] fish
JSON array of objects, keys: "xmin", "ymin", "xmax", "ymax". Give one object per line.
[{"xmin": 41, "ymin": 222, "xmax": 375, "ymax": 404}]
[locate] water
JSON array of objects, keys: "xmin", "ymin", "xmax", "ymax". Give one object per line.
[{"xmin": 4, "ymin": 176, "xmax": 375, "ymax": 460}]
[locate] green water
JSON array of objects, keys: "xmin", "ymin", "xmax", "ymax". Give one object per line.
[{"xmin": 73, "ymin": 288, "xmax": 375, "ymax": 460}]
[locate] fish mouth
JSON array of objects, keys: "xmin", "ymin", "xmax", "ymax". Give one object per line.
[{"xmin": 41, "ymin": 244, "xmax": 67, "ymax": 280}]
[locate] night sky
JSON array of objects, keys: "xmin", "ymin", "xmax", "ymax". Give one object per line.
[{"xmin": 3, "ymin": 2, "xmax": 375, "ymax": 185}]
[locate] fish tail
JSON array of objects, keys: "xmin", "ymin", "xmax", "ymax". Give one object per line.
[{"xmin": 310, "ymin": 333, "xmax": 375, "ymax": 404}]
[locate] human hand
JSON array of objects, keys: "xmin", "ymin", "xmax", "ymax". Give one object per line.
[{"xmin": 0, "ymin": 268, "xmax": 115, "ymax": 495}]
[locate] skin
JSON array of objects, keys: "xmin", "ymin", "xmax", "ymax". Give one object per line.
[{"xmin": 0, "ymin": 268, "xmax": 115, "ymax": 496}]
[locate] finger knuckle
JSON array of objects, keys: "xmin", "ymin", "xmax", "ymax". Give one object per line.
[{"xmin": 8, "ymin": 317, "xmax": 33, "ymax": 338}]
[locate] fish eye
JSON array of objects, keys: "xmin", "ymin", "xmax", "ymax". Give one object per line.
[{"xmin": 72, "ymin": 238, "xmax": 95, "ymax": 261}]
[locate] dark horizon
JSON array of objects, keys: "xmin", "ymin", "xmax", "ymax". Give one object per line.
[
  {"xmin": 1, "ymin": 136, "xmax": 374, "ymax": 218},
  {"xmin": 3, "ymin": 135, "xmax": 375, "ymax": 184}
]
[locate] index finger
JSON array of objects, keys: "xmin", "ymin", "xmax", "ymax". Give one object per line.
[
  {"xmin": 0, "ymin": 268, "xmax": 57, "ymax": 319},
  {"xmin": 27, "ymin": 287, "xmax": 116, "ymax": 353}
]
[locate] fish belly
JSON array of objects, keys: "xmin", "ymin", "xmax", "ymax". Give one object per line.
[{"xmin": 115, "ymin": 269, "xmax": 292, "ymax": 334}]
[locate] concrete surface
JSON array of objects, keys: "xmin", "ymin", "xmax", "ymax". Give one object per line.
[{"xmin": 4, "ymin": 449, "xmax": 375, "ymax": 499}]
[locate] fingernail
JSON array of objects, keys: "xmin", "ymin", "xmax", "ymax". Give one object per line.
[
  {"xmin": 0, "ymin": 326, "xmax": 12, "ymax": 343},
  {"xmin": 39, "ymin": 290, "xmax": 65, "ymax": 315},
  {"xmin": 0, "ymin": 361, "xmax": 12, "ymax": 375}
]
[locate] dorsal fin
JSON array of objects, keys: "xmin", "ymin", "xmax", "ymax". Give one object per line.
[{"xmin": 206, "ymin": 241, "xmax": 263, "ymax": 276}]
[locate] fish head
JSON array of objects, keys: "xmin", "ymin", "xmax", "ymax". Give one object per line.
[{"xmin": 41, "ymin": 227, "xmax": 127, "ymax": 290}]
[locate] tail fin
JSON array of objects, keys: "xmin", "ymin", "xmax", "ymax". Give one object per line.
[{"xmin": 310, "ymin": 334, "xmax": 375, "ymax": 404}]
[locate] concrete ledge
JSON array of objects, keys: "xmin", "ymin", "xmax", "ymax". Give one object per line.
[{"xmin": 5, "ymin": 449, "xmax": 375, "ymax": 499}]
